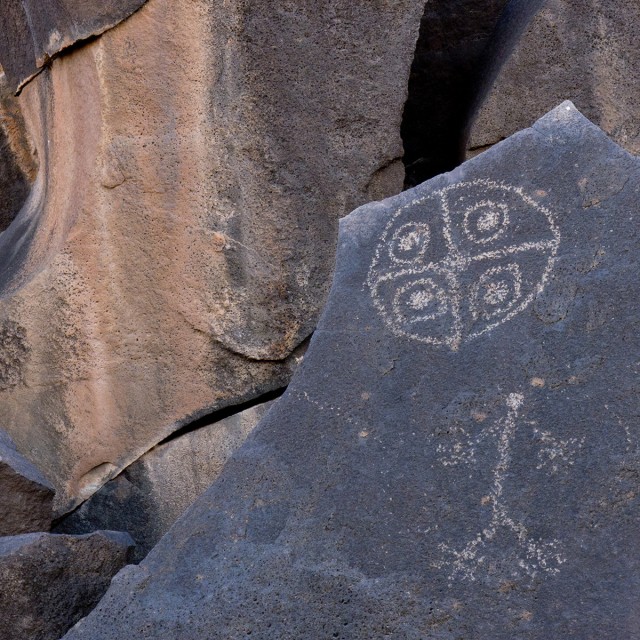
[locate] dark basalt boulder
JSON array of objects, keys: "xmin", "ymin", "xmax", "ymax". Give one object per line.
[
  {"xmin": 0, "ymin": 531, "xmax": 134, "ymax": 640},
  {"xmin": 65, "ymin": 104, "xmax": 640, "ymax": 638},
  {"xmin": 469, "ymin": 0, "xmax": 640, "ymax": 158},
  {"xmin": 0, "ymin": 0, "xmax": 148, "ymax": 93},
  {"xmin": 0, "ymin": 427, "xmax": 54, "ymax": 535}
]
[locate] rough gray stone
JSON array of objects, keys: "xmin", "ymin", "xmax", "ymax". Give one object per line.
[
  {"xmin": 0, "ymin": 531, "xmax": 133, "ymax": 640},
  {"xmin": 469, "ymin": 0, "xmax": 640, "ymax": 157},
  {"xmin": 62, "ymin": 104, "xmax": 640, "ymax": 638},
  {"xmin": 0, "ymin": 427, "xmax": 54, "ymax": 535},
  {"xmin": 56, "ymin": 400, "xmax": 275, "ymax": 562},
  {"xmin": 0, "ymin": 0, "xmax": 148, "ymax": 93}
]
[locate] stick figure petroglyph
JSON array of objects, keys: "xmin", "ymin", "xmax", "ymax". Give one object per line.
[
  {"xmin": 368, "ymin": 180, "xmax": 561, "ymax": 350},
  {"xmin": 435, "ymin": 393, "xmax": 566, "ymax": 582}
]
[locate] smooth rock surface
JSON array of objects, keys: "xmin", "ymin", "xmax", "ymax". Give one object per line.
[
  {"xmin": 469, "ymin": 0, "xmax": 640, "ymax": 156},
  {"xmin": 63, "ymin": 104, "xmax": 640, "ymax": 638},
  {"xmin": 0, "ymin": 0, "xmax": 148, "ymax": 93},
  {"xmin": 0, "ymin": 0, "xmax": 424, "ymax": 513},
  {"xmin": 56, "ymin": 400, "xmax": 275, "ymax": 561},
  {"xmin": 0, "ymin": 428, "xmax": 54, "ymax": 535},
  {"xmin": 0, "ymin": 531, "xmax": 134, "ymax": 640}
]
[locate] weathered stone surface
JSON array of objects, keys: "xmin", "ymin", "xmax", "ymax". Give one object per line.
[
  {"xmin": 0, "ymin": 0, "xmax": 425, "ymax": 514},
  {"xmin": 65, "ymin": 105, "xmax": 640, "ymax": 638},
  {"xmin": 1, "ymin": 530, "xmax": 133, "ymax": 640},
  {"xmin": 0, "ymin": 0, "xmax": 148, "ymax": 93},
  {"xmin": 402, "ymin": 0, "xmax": 546, "ymax": 187},
  {"xmin": 469, "ymin": 0, "xmax": 640, "ymax": 156},
  {"xmin": 56, "ymin": 400, "xmax": 275, "ymax": 561},
  {"xmin": 0, "ymin": 428, "xmax": 54, "ymax": 535}
]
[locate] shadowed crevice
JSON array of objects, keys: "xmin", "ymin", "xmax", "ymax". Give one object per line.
[
  {"xmin": 157, "ymin": 385, "xmax": 287, "ymax": 448},
  {"xmin": 0, "ymin": 73, "xmax": 37, "ymax": 233},
  {"xmin": 401, "ymin": 0, "xmax": 548, "ymax": 188},
  {"xmin": 0, "ymin": 127, "xmax": 30, "ymax": 232}
]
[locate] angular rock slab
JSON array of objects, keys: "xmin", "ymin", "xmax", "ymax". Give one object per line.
[
  {"xmin": 469, "ymin": 0, "xmax": 640, "ymax": 156},
  {"xmin": 63, "ymin": 105, "xmax": 640, "ymax": 638},
  {"xmin": 0, "ymin": 0, "xmax": 424, "ymax": 513},
  {"xmin": 56, "ymin": 400, "xmax": 275, "ymax": 561},
  {"xmin": 0, "ymin": 0, "xmax": 148, "ymax": 93},
  {"xmin": 1, "ymin": 531, "xmax": 133, "ymax": 640},
  {"xmin": 0, "ymin": 428, "xmax": 54, "ymax": 535}
]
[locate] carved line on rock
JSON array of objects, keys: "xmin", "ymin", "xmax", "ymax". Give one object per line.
[
  {"xmin": 435, "ymin": 392, "xmax": 567, "ymax": 582},
  {"xmin": 367, "ymin": 179, "xmax": 561, "ymax": 350},
  {"xmin": 463, "ymin": 199, "xmax": 510, "ymax": 245}
]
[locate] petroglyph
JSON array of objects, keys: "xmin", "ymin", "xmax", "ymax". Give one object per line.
[
  {"xmin": 368, "ymin": 180, "xmax": 560, "ymax": 349},
  {"xmin": 435, "ymin": 393, "xmax": 566, "ymax": 582},
  {"xmin": 533, "ymin": 429, "xmax": 584, "ymax": 474}
]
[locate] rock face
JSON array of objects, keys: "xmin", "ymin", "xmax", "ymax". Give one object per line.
[
  {"xmin": 0, "ymin": 0, "xmax": 148, "ymax": 92},
  {"xmin": 401, "ymin": 0, "xmax": 547, "ymax": 187},
  {"xmin": 0, "ymin": 531, "xmax": 133, "ymax": 640},
  {"xmin": 64, "ymin": 104, "xmax": 640, "ymax": 639},
  {"xmin": 0, "ymin": 428, "xmax": 54, "ymax": 535},
  {"xmin": 0, "ymin": 0, "xmax": 425, "ymax": 513},
  {"xmin": 0, "ymin": 71, "xmax": 35, "ymax": 231},
  {"xmin": 469, "ymin": 0, "xmax": 640, "ymax": 156},
  {"xmin": 56, "ymin": 400, "xmax": 275, "ymax": 561}
]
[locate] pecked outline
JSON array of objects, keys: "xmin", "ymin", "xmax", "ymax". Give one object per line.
[{"xmin": 367, "ymin": 179, "xmax": 561, "ymax": 350}]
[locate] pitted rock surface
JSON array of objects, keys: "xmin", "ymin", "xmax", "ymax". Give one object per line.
[
  {"xmin": 0, "ymin": 0, "xmax": 425, "ymax": 513},
  {"xmin": 0, "ymin": 0, "xmax": 149, "ymax": 93},
  {"xmin": 63, "ymin": 104, "xmax": 640, "ymax": 638},
  {"xmin": 0, "ymin": 427, "xmax": 54, "ymax": 535},
  {"xmin": 1, "ymin": 531, "xmax": 134, "ymax": 640}
]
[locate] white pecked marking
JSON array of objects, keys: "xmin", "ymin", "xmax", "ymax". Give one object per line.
[
  {"xmin": 367, "ymin": 179, "xmax": 561, "ymax": 350},
  {"xmin": 436, "ymin": 393, "xmax": 567, "ymax": 582}
]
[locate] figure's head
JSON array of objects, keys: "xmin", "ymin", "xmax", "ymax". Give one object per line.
[{"xmin": 368, "ymin": 179, "xmax": 560, "ymax": 350}]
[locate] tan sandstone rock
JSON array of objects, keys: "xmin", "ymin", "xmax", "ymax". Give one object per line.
[
  {"xmin": 469, "ymin": 0, "xmax": 640, "ymax": 156},
  {"xmin": 0, "ymin": 0, "xmax": 426, "ymax": 513}
]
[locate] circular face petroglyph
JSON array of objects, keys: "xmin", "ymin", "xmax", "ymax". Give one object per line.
[{"xmin": 367, "ymin": 179, "xmax": 560, "ymax": 350}]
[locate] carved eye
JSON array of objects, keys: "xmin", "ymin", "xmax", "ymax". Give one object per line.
[
  {"xmin": 393, "ymin": 278, "xmax": 449, "ymax": 323},
  {"xmin": 471, "ymin": 264, "xmax": 522, "ymax": 321},
  {"xmin": 389, "ymin": 222, "xmax": 430, "ymax": 264},
  {"xmin": 463, "ymin": 201, "xmax": 509, "ymax": 244}
]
